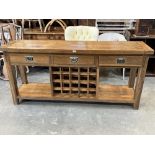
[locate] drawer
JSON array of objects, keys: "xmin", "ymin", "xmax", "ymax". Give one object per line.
[
  {"xmin": 99, "ymin": 56, "xmax": 143, "ymax": 67},
  {"xmin": 9, "ymin": 54, "xmax": 49, "ymax": 66},
  {"xmin": 52, "ymin": 55, "xmax": 95, "ymax": 65}
]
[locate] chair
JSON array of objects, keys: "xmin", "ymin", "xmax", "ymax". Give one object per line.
[
  {"xmin": 98, "ymin": 32, "xmax": 127, "ymax": 80},
  {"xmin": 0, "ymin": 23, "xmax": 23, "ymax": 80},
  {"xmin": 44, "ymin": 19, "xmax": 67, "ymax": 40},
  {"xmin": 98, "ymin": 32, "xmax": 127, "ymax": 41},
  {"xmin": 65, "ymin": 26, "xmax": 99, "ymax": 41},
  {"xmin": 44, "ymin": 19, "xmax": 67, "ymax": 32},
  {"xmin": 21, "ymin": 19, "xmax": 45, "ymax": 32}
]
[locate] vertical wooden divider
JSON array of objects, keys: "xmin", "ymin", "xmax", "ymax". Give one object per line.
[
  {"xmin": 49, "ymin": 66, "xmax": 53, "ymax": 96},
  {"xmin": 49, "ymin": 56, "xmax": 53, "ymax": 96},
  {"xmin": 69, "ymin": 67, "xmax": 71, "ymax": 95},
  {"xmin": 78, "ymin": 67, "xmax": 80, "ymax": 97},
  {"xmin": 96, "ymin": 56, "xmax": 99, "ymax": 98},
  {"xmin": 96, "ymin": 67, "xmax": 99, "ymax": 97},
  {"xmin": 60, "ymin": 67, "xmax": 63, "ymax": 94},
  {"xmin": 87, "ymin": 67, "xmax": 89, "ymax": 97}
]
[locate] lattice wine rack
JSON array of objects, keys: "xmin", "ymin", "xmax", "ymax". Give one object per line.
[{"xmin": 51, "ymin": 67, "xmax": 97, "ymax": 98}]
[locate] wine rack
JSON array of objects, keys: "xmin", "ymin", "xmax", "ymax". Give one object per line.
[{"xmin": 51, "ymin": 67, "xmax": 97, "ymax": 98}]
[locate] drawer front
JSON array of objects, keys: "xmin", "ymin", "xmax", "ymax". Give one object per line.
[
  {"xmin": 9, "ymin": 54, "xmax": 49, "ymax": 65},
  {"xmin": 99, "ymin": 56, "xmax": 143, "ymax": 67},
  {"xmin": 52, "ymin": 55, "xmax": 95, "ymax": 65}
]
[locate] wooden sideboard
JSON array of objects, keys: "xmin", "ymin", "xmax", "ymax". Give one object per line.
[{"xmin": 1, "ymin": 40, "xmax": 154, "ymax": 109}]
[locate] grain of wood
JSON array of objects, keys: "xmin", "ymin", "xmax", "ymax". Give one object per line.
[
  {"xmin": 2, "ymin": 40, "xmax": 154, "ymax": 108},
  {"xmin": 1, "ymin": 40, "xmax": 153, "ymax": 55}
]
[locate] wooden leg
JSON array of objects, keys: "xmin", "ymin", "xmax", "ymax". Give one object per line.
[
  {"xmin": 0, "ymin": 57, "xmax": 9, "ymax": 80},
  {"xmin": 4, "ymin": 54, "xmax": 19, "ymax": 104},
  {"xmin": 18, "ymin": 65, "xmax": 28, "ymax": 84},
  {"xmin": 128, "ymin": 68, "xmax": 137, "ymax": 88},
  {"xmin": 133, "ymin": 57, "xmax": 149, "ymax": 109},
  {"xmin": 38, "ymin": 19, "xmax": 43, "ymax": 32}
]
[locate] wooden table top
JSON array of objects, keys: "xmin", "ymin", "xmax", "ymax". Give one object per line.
[{"xmin": 1, "ymin": 40, "xmax": 154, "ymax": 55}]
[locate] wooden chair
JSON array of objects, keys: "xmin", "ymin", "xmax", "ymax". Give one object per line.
[
  {"xmin": 0, "ymin": 23, "xmax": 23, "ymax": 81},
  {"xmin": 44, "ymin": 19, "xmax": 67, "ymax": 32},
  {"xmin": 21, "ymin": 19, "xmax": 45, "ymax": 32}
]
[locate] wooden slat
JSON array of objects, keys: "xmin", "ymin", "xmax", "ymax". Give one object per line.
[
  {"xmin": 78, "ymin": 67, "xmax": 80, "ymax": 97},
  {"xmin": 49, "ymin": 67, "xmax": 53, "ymax": 96},
  {"xmin": 87, "ymin": 67, "xmax": 89, "ymax": 96},
  {"xmin": 60, "ymin": 67, "xmax": 63, "ymax": 94},
  {"xmin": 53, "ymin": 87, "xmax": 95, "ymax": 92},
  {"xmin": 53, "ymin": 79, "xmax": 96, "ymax": 84},
  {"xmin": 24, "ymin": 28, "xmax": 64, "ymax": 35},
  {"xmin": 69, "ymin": 67, "xmax": 71, "ymax": 94},
  {"xmin": 96, "ymin": 67, "xmax": 99, "ymax": 97}
]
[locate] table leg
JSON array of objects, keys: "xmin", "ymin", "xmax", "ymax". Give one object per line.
[
  {"xmin": 128, "ymin": 68, "xmax": 137, "ymax": 88},
  {"xmin": 4, "ymin": 54, "xmax": 19, "ymax": 104},
  {"xmin": 18, "ymin": 65, "xmax": 28, "ymax": 84},
  {"xmin": 133, "ymin": 57, "xmax": 149, "ymax": 109}
]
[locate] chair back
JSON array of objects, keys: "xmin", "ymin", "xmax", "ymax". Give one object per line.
[
  {"xmin": 98, "ymin": 32, "xmax": 126, "ymax": 41},
  {"xmin": 0, "ymin": 23, "xmax": 22, "ymax": 45},
  {"xmin": 44, "ymin": 19, "xmax": 67, "ymax": 32},
  {"xmin": 65, "ymin": 26, "xmax": 99, "ymax": 41}
]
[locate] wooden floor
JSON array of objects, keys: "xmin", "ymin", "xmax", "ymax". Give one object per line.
[{"xmin": 18, "ymin": 83, "xmax": 134, "ymax": 104}]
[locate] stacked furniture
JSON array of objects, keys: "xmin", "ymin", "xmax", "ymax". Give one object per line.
[
  {"xmin": 23, "ymin": 19, "xmax": 67, "ymax": 40},
  {"xmin": 96, "ymin": 19, "xmax": 136, "ymax": 34}
]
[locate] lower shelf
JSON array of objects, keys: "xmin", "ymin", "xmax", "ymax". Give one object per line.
[{"xmin": 18, "ymin": 83, "xmax": 134, "ymax": 104}]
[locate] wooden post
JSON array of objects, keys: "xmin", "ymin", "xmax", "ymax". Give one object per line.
[
  {"xmin": 4, "ymin": 53, "xmax": 19, "ymax": 104},
  {"xmin": 128, "ymin": 68, "xmax": 137, "ymax": 88},
  {"xmin": 18, "ymin": 65, "xmax": 28, "ymax": 84},
  {"xmin": 133, "ymin": 56, "xmax": 149, "ymax": 109}
]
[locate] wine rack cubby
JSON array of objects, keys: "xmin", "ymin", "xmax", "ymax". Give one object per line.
[{"xmin": 51, "ymin": 67, "xmax": 97, "ymax": 98}]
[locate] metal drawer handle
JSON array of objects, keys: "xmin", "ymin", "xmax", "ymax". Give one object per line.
[
  {"xmin": 25, "ymin": 56, "xmax": 34, "ymax": 62},
  {"xmin": 70, "ymin": 56, "xmax": 78, "ymax": 63},
  {"xmin": 116, "ymin": 57, "xmax": 125, "ymax": 64}
]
